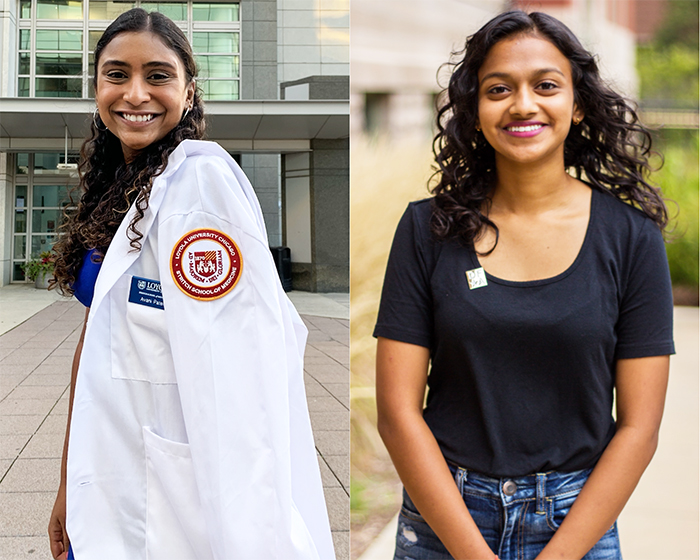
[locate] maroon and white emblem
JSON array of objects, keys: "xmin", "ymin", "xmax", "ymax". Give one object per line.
[{"xmin": 170, "ymin": 229, "xmax": 242, "ymax": 300}]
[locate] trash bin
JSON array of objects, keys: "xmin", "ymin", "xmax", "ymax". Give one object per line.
[{"xmin": 270, "ymin": 246, "xmax": 292, "ymax": 292}]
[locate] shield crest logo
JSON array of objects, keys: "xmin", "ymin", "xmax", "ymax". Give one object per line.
[{"xmin": 192, "ymin": 250, "xmax": 220, "ymax": 279}]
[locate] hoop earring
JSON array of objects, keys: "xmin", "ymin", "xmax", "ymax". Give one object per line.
[
  {"xmin": 182, "ymin": 106, "xmax": 191, "ymax": 121},
  {"xmin": 93, "ymin": 108, "xmax": 108, "ymax": 131}
]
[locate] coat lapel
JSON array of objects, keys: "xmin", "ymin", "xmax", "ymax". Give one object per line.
[{"xmin": 88, "ymin": 145, "xmax": 189, "ymax": 321}]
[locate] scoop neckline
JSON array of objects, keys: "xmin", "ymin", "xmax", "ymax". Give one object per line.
[{"xmin": 469, "ymin": 186, "xmax": 598, "ymax": 288}]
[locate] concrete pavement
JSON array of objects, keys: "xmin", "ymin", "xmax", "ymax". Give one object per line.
[
  {"xmin": 359, "ymin": 306, "xmax": 699, "ymax": 560},
  {"xmin": 0, "ymin": 285, "xmax": 349, "ymax": 560}
]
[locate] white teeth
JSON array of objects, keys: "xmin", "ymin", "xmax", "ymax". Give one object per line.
[
  {"xmin": 507, "ymin": 124, "xmax": 543, "ymax": 132},
  {"xmin": 123, "ymin": 113, "xmax": 154, "ymax": 122}
]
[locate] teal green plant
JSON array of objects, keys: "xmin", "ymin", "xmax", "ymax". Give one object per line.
[{"xmin": 21, "ymin": 250, "xmax": 56, "ymax": 281}]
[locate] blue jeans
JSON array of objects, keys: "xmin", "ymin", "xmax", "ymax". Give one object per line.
[{"xmin": 394, "ymin": 463, "xmax": 622, "ymax": 560}]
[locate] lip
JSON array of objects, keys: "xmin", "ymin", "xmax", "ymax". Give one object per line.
[{"xmin": 502, "ymin": 121, "xmax": 547, "ymax": 138}]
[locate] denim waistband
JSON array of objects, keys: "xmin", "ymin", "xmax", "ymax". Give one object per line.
[{"xmin": 446, "ymin": 460, "xmax": 592, "ymax": 510}]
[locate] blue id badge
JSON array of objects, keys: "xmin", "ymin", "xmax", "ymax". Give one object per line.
[{"xmin": 129, "ymin": 276, "xmax": 165, "ymax": 310}]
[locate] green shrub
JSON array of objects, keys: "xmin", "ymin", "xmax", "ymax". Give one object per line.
[{"xmin": 654, "ymin": 130, "xmax": 699, "ymax": 289}]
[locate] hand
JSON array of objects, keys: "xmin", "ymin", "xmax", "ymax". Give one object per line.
[{"xmin": 48, "ymin": 484, "xmax": 70, "ymax": 560}]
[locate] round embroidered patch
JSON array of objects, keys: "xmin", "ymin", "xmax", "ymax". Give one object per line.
[{"xmin": 170, "ymin": 228, "xmax": 242, "ymax": 300}]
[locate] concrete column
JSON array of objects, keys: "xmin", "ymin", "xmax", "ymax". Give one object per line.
[
  {"xmin": 240, "ymin": 0, "xmax": 278, "ymax": 100},
  {"xmin": 282, "ymin": 152, "xmax": 312, "ymax": 263},
  {"xmin": 240, "ymin": 153, "xmax": 282, "ymax": 247},
  {"xmin": 290, "ymin": 138, "xmax": 348, "ymax": 292},
  {"xmin": 0, "ymin": 153, "xmax": 12, "ymax": 285}
]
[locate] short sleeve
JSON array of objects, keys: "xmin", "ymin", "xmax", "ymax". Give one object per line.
[
  {"xmin": 615, "ymin": 219, "xmax": 675, "ymax": 359},
  {"xmin": 373, "ymin": 202, "xmax": 435, "ymax": 348}
]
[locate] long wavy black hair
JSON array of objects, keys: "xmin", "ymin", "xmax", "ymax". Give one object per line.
[
  {"xmin": 431, "ymin": 10, "xmax": 668, "ymax": 251},
  {"xmin": 51, "ymin": 8, "xmax": 205, "ymax": 295}
]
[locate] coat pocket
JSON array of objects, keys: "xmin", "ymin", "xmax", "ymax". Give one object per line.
[
  {"xmin": 143, "ymin": 426, "xmax": 213, "ymax": 560},
  {"xmin": 110, "ymin": 275, "xmax": 176, "ymax": 383}
]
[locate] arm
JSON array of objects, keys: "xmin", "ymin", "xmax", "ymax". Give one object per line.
[
  {"xmin": 536, "ymin": 355, "xmax": 670, "ymax": 560},
  {"xmin": 376, "ymin": 337, "xmax": 497, "ymax": 560},
  {"xmin": 49, "ymin": 307, "xmax": 89, "ymax": 560}
]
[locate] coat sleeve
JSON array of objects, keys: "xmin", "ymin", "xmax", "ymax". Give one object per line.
[{"xmin": 156, "ymin": 155, "xmax": 333, "ymax": 560}]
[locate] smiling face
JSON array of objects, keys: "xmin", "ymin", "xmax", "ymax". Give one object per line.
[
  {"xmin": 477, "ymin": 33, "xmax": 583, "ymax": 171},
  {"xmin": 95, "ymin": 31, "xmax": 194, "ymax": 162}
]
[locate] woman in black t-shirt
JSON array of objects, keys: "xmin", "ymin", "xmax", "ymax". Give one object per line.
[{"xmin": 375, "ymin": 11, "xmax": 674, "ymax": 560}]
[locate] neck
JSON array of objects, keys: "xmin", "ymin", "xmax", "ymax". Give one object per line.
[{"xmin": 491, "ymin": 153, "xmax": 577, "ymax": 214}]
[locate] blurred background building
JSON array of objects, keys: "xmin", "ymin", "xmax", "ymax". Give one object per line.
[
  {"xmin": 351, "ymin": 0, "xmax": 698, "ymax": 142},
  {"xmin": 0, "ymin": 0, "xmax": 349, "ymax": 292}
]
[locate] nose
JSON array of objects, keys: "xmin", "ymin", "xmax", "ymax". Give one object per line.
[
  {"xmin": 510, "ymin": 87, "xmax": 537, "ymax": 118},
  {"xmin": 123, "ymin": 76, "xmax": 150, "ymax": 106}
]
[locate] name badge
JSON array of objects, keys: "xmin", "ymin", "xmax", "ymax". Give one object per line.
[
  {"xmin": 466, "ymin": 267, "xmax": 488, "ymax": 290},
  {"xmin": 129, "ymin": 276, "xmax": 165, "ymax": 310}
]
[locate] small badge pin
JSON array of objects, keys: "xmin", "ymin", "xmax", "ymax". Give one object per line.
[{"xmin": 466, "ymin": 267, "xmax": 488, "ymax": 290}]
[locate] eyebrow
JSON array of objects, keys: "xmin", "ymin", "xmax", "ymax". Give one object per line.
[
  {"xmin": 100, "ymin": 60, "xmax": 178, "ymax": 70},
  {"xmin": 480, "ymin": 67, "xmax": 565, "ymax": 83}
]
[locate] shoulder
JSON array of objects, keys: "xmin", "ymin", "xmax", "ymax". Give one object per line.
[
  {"xmin": 593, "ymin": 187, "xmax": 664, "ymax": 245},
  {"xmin": 157, "ymin": 141, "xmax": 268, "ymax": 239},
  {"xmin": 398, "ymin": 198, "xmax": 434, "ymax": 239},
  {"xmin": 165, "ymin": 140, "xmax": 237, "ymax": 180}
]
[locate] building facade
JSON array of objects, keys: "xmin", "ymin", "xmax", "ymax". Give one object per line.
[{"xmin": 0, "ymin": 0, "xmax": 349, "ymax": 291}]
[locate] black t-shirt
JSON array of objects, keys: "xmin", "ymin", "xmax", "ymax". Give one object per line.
[{"xmin": 374, "ymin": 188, "xmax": 675, "ymax": 477}]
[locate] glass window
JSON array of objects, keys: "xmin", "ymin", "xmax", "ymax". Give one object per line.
[
  {"xmin": 89, "ymin": 1, "xmax": 134, "ymax": 19},
  {"xmin": 20, "ymin": 0, "xmax": 31, "ymax": 18},
  {"xmin": 34, "ymin": 153, "xmax": 61, "ymax": 170},
  {"xmin": 14, "ymin": 236, "xmax": 27, "ymax": 260},
  {"xmin": 193, "ymin": 32, "xmax": 239, "ymax": 53},
  {"xmin": 193, "ymin": 3, "xmax": 239, "ymax": 22},
  {"xmin": 141, "ymin": 2, "xmax": 187, "ymax": 20},
  {"xmin": 20, "ymin": 30, "xmax": 30, "ymax": 50},
  {"xmin": 16, "ymin": 156, "xmax": 29, "ymax": 175},
  {"xmin": 89, "ymin": 31, "xmax": 104, "ymax": 51},
  {"xmin": 31, "ymin": 235, "xmax": 58, "ymax": 258},
  {"xmin": 32, "ymin": 210, "xmax": 64, "ymax": 233},
  {"xmin": 196, "ymin": 55, "xmax": 239, "ymax": 78},
  {"xmin": 18, "ymin": 77, "xmax": 30, "ymax": 97},
  {"xmin": 33, "ymin": 185, "xmax": 73, "ymax": 208},
  {"xmin": 201, "ymin": 79, "xmax": 239, "ymax": 100},
  {"xmin": 13, "ymin": 263, "xmax": 26, "ymax": 282},
  {"xmin": 35, "ymin": 77, "xmax": 83, "ymax": 98},
  {"xmin": 36, "ymin": 53, "xmax": 83, "ymax": 76},
  {"xmin": 15, "ymin": 185, "xmax": 28, "ymax": 203},
  {"xmin": 36, "ymin": 30, "xmax": 83, "ymax": 51},
  {"xmin": 36, "ymin": 0, "xmax": 83, "ymax": 19},
  {"xmin": 15, "ymin": 210, "xmax": 27, "ymax": 234},
  {"xmin": 19, "ymin": 53, "xmax": 31, "ymax": 75}
]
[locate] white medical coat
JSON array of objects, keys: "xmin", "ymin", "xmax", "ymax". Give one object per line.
[{"xmin": 66, "ymin": 140, "xmax": 336, "ymax": 560}]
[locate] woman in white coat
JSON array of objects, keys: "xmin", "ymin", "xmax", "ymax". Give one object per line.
[{"xmin": 48, "ymin": 9, "xmax": 334, "ymax": 560}]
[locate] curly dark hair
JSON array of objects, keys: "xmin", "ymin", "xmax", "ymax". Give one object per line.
[
  {"xmin": 51, "ymin": 8, "xmax": 205, "ymax": 295},
  {"xmin": 431, "ymin": 10, "xmax": 668, "ymax": 251}
]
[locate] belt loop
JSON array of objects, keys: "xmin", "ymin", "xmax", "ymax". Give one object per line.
[
  {"xmin": 536, "ymin": 473, "xmax": 546, "ymax": 514},
  {"xmin": 454, "ymin": 466, "xmax": 466, "ymax": 495}
]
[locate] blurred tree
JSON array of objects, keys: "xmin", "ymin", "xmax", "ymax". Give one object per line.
[
  {"xmin": 655, "ymin": 0, "xmax": 699, "ymax": 50},
  {"xmin": 637, "ymin": 0, "xmax": 699, "ymax": 109}
]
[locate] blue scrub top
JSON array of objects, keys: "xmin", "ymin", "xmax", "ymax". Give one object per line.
[{"xmin": 72, "ymin": 248, "xmax": 102, "ymax": 307}]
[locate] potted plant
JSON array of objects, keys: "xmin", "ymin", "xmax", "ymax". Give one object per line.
[{"xmin": 22, "ymin": 251, "xmax": 55, "ymax": 289}]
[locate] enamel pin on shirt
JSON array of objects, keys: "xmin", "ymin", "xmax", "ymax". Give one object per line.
[{"xmin": 466, "ymin": 267, "xmax": 488, "ymax": 290}]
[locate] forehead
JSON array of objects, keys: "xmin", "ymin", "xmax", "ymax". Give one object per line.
[
  {"xmin": 98, "ymin": 31, "xmax": 182, "ymax": 67},
  {"xmin": 478, "ymin": 34, "xmax": 572, "ymax": 80}
]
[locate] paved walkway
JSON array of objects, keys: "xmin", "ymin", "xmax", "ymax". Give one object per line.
[
  {"xmin": 0, "ymin": 285, "xmax": 349, "ymax": 560},
  {"xmin": 359, "ymin": 306, "xmax": 699, "ymax": 560}
]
